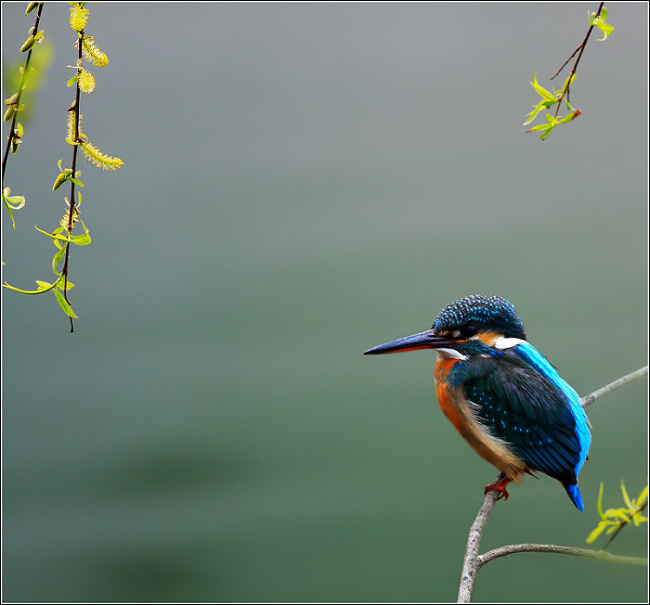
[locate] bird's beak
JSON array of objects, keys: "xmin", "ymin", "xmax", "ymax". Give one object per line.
[{"xmin": 364, "ymin": 330, "xmax": 461, "ymax": 355}]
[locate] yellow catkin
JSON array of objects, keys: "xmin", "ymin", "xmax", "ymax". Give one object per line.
[
  {"xmin": 78, "ymin": 70, "xmax": 96, "ymax": 94},
  {"xmin": 69, "ymin": 4, "xmax": 89, "ymax": 32},
  {"xmin": 81, "ymin": 142, "xmax": 124, "ymax": 170}
]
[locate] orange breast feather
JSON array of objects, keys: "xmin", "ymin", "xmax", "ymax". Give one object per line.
[{"xmin": 433, "ymin": 357, "xmax": 528, "ymax": 481}]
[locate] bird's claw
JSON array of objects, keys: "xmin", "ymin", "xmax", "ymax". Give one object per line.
[{"xmin": 484, "ymin": 474, "xmax": 512, "ymax": 500}]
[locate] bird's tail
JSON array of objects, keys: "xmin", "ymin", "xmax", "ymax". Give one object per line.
[{"xmin": 565, "ymin": 483, "xmax": 584, "ymax": 511}]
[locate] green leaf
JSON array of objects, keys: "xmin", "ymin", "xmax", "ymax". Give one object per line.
[
  {"xmin": 35, "ymin": 225, "xmax": 71, "ymax": 242},
  {"xmin": 5, "ymin": 204, "xmax": 16, "ymax": 229},
  {"xmin": 524, "ymin": 74, "xmax": 565, "ymax": 125},
  {"xmin": 605, "ymin": 507, "xmax": 632, "ymax": 524},
  {"xmin": 53, "ymin": 287, "xmax": 78, "ymax": 318},
  {"xmin": 4, "ymin": 276, "xmax": 61, "ymax": 295},
  {"xmin": 621, "ymin": 480, "xmax": 633, "ymax": 510},
  {"xmin": 586, "ymin": 520, "xmax": 609, "ymax": 544},
  {"xmin": 3, "ymin": 187, "xmax": 26, "ymax": 228},
  {"xmin": 589, "ymin": 9, "xmax": 614, "ymax": 41},
  {"xmin": 538, "ymin": 126, "xmax": 555, "ymax": 141},
  {"xmin": 526, "ymin": 116, "xmax": 557, "ymax": 140},
  {"xmin": 52, "ymin": 245, "xmax": 67, "ymax": 274},
  {"xmin": 51, "ymin": 227, "xmax": 67, "ymax": 250},
  {"xmin": 557, "ymin": 110, "xmax": 581, "ymax": 124},
  {"xmin": 70, "ymin": 231, "xmax": 91, "ymax": 246},
  {"xmin": 3, "ymin": 192, "xmax": 26, "ymax": 210},
  {"xmin": 530, "ymin": 73, "xmax": 557, "ymax": 102},
  {"xmin": 524, "ymin": 100, "xmax": 550, "ymax": 126},
  {"xmin": 597, "ymin": 482, "xmax": 605, "ymax": 518}
]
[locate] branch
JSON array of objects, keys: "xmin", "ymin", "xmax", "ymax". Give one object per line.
[
  {"xmin": 60, "ymin": 24, "xmax": 85, "ymax": 334},
  {"xmin": 457, "ymin": 366, "xmax": 648, "ymax": 603},
  {"xmin": 479, "ymin": 543, "xmax": 647, "ymax": 567},
  {"xmin": 457, "ymin": 490, "xmax": 499, "ymax": 603},
  {"xmin": 2, "ymin": 2, "xmax": 45, "ymax": 186},
  {"xmin": 580, "ymin": 366, "xmax": 648, "ymax": 408},
  {"xmin": 551, "ymin": 1, "xmax": 604, "ymax": 118}
]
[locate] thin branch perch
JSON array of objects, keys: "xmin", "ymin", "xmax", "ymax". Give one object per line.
[
  {"xmin": 480, "ymin": 543, "xmax": 647, "ymax": 567},
  {"xmin": 580, "ymin": 366, "xmax": 648, "ymax": 408}
]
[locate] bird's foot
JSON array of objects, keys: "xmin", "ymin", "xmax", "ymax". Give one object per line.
[{"xmin": 484, "ymin": 473, "xmax": 513, "ymax": 501}]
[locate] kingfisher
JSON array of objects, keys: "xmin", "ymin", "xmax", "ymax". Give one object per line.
[{"xmin": 364, "ymin": 294, "xmax": 591, "ymax": 510}]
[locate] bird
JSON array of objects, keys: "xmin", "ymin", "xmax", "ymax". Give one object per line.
[{"xmin": 364, "ymin": 294, "xmax": 591, "ymax": 510}]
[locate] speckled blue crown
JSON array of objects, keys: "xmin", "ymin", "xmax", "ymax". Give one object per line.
[{"xmin": 432, "ymin": 294, "xmax": 526, "ymax": 339}]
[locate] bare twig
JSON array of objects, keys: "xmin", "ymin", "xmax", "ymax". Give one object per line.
[
  {"xmin": 457, "ymin": 490, "xmax": 500, "ymax": 603},
  {"xmin": 580, "ymin": 366, "xmax": 648, "ymax": 408},
  {"xmin": 480, "ymin": 543, "xmax": 647, "ymax": 567},
  {"xmin": 551, "ymin": 45, "xmax": 581, "ymax": 81}
]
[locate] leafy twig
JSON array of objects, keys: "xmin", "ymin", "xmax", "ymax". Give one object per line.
[
  {"xmin": 586, "ymin": 481, "xmax": 649, "ymax": 547},
  {"xmin": 2, "ymin": 2, "xmax": 45, "ymax": 227},
  {"xmin": 524, "ymin": 3, "xmax": 614, "ymax": 140},
  {"xmin": 604, "ymin": 498, "xmax": 648, "ymax": 549},
  {"xmin": 1, "ymin": 2, "xmax": 44, "ymax": 184},
  {"xmin": 60, "ymin": 12, "xmax": 86, "ymax": 332},
  {"xmin": 549, "ymin": 2, "xmax": 605, "ymax": 118},
  {"xmin": 3, "ymin": 3, "xmax": 122, "ymax": 330}
]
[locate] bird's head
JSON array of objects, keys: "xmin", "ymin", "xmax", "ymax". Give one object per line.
[{"xmin": 364, "ymin": 294, "xmax": 527, "ymax": 360}]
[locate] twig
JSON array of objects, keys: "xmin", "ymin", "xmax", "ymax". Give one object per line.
[
  {"xmin": 551, "ymin": 45, "xmax": 581, "ymax": 82},
  {"xmin": 603, "ymin": 498, "xmax": 648, "ymax": 549},
  {"xmin": 457, "ymin": 490, "xmax": 499, "ymax": 603},
  {"xmin": 60, "ymin": 29, "xmax": 84, "ymax": 334},
  {"xmin": 580, "ymin": 366, "xmax": 648, "ymax": 408},
  {"xmin": 479, "ymin": 543, "xmax": 647, "ymax": 567},
  {"xmin": 1, "ymin": 2, "xmax": 45, "ymax": 186},
  {"xmin": 551, "ymin": 1, "xmax": 604, "ymax": 117}
]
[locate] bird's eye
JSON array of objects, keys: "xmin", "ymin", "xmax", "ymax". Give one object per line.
[{"xmin": 461, "ymin": 324, "xmax": 478, "ymax": 338}]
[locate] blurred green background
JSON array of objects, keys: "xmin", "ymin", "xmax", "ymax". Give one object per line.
[{"xmin": 2, "ymin": 3, "xmax": 647, "ymax": 602}]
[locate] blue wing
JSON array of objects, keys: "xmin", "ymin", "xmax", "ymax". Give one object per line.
[{"xmin": 456, "ymin": 345, "xmax": 590, "ymax": 509}]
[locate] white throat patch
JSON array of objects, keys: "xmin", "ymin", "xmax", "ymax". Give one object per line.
[{"xmin": 436, "ymin": 348, "xmax": 468, "ymax": 361}]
